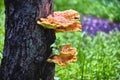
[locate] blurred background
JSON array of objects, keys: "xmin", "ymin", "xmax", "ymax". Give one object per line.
[{"xmin": 0, "ymin": 0, "xmax": 120, "ymax": 80}]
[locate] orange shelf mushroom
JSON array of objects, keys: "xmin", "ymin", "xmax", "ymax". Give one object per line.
[
  {"xmin": 37, "ymin": 9, "xmax": 82, "ymax": 32},
  {"xmin": 47, "ymin": 44, "xmax": 77, "ymax": 66}
]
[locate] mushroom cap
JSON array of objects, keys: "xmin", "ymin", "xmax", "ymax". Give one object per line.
[
  {"xmin": 37, "ymin": 9, "xmax": 82, "ymax": 32},
  {"xmin": 47, "ymin": 44, "xmax": 77, "ymax": 66}
]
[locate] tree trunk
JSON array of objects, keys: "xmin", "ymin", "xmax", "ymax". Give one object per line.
[{"xmin": 0, "ymin": 0, "xmax": 55, "ymax": 80}]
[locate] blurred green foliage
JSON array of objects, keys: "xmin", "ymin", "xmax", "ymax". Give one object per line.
[
  {"xmin": 54, "ymin": 31, "xmax": 120, "ymax": 80},
  {"xmin": 0, "ymin": 0, "xmax": 5, "ymax": 64},
  {"xmin": 54, "ymin": 0, "xmax": 120, "ymax": 22},
  {"xmin": 0, "ymin": 0, "xmax": 4, "ymax": 8}
]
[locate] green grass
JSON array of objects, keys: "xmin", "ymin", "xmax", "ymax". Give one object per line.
[
  {"xmin": 54, "ymin": 31, "xmax": 120, "ymax": 80},
  {"xmin": 54, "ymin": 0, "xmax": 120, "ymax": 22}
]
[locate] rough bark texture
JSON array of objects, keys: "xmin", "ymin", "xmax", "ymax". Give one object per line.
[{"xmin": 0, "ymin": 0, "xmax": 55, "ymax": 80}]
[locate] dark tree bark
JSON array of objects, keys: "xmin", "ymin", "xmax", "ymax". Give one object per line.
[{"xmin": 0, "ymin": 0, "xmax": 55, "ymax": 80}]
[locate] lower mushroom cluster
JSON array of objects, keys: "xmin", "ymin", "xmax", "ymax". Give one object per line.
[{"xmin": 47, "ymin": 44, "xmax": 77, "ymax": 66}]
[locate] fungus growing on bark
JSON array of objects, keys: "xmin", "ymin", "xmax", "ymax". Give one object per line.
[
  {"xmin": 47, "ymin": 44, "xmax": 77, "ymax": 66},
  {"xmin": 37, "ymin": 9, "xmax": 82, "ymax": 66},
  {"xmin": 37, "ymin": 9, "xmax": 82, "ymax": 32}
]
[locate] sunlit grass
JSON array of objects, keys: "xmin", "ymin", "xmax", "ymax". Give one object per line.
[{"xmin": 54, "ymin": 31, "xmax": 120, "ymax": 80}]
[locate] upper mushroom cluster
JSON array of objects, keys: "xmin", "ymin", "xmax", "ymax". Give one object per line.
[{"xmin": 37, "ymin": 9, "xmax": 82, "ymax": 32}]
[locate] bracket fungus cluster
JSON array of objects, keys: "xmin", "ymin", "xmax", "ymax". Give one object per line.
[
  {"xmin": 47, "ymin": 44, "xmax": 77, "ymax": 66},
  {"xmin": 37, "ymin": 9, "xmax": 82, "ymax": 66},
  {"xmin": 37, "ymin": 9, "xmax": 82, "ymax": 32}
]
